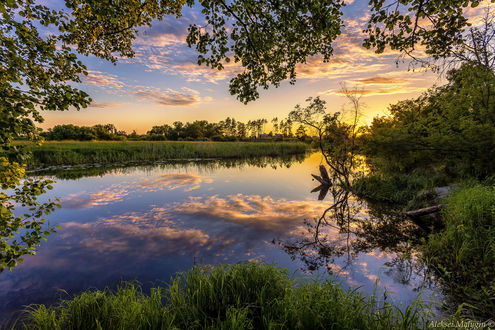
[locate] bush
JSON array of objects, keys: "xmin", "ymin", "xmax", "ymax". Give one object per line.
[
  {"xmin": 16, "ymin": 263, "xmax": 430, "ymax": 329},
  {"xmin": 422, "ymin": 184, "xmax": 495, "ymax": 318}
]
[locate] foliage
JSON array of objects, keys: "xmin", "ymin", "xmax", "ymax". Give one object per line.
[
  {"xmin": 41, "ymin": 124, "xmax": 126, "ymax": 141},
  {"xmin": 0, "ymin": 157, "xmax": 59, "ymax": 272},
  {"xmin": 41, "ymin": 117, "xmax": 300, "ymax": 142},
  {"xmin": 289, "ymin": 96, "xmax": 363, "ymax": 187},
  {"xmin": 364, "ymin": 0, "xmax": 493, "ymax": 59},
  {"xmin": 187, "ymin": 0, "xmax": 343, "ymax": 103},
  {"xmin": 422, "ymin": 184, "xmax": 495, "ymax": 318},
  {"xmin": 360, "ymin": 63, "xmax": 495, "ymax": 179},
  {"xmin": 17, "ymin": 262, "xmax": 431, "ymax": 329},
  {"xmin": 0, "ymin": 0, "xmax": 196, "ymax": 272},
  {"xmin": 26, "ymin": 141, "xmax": 309, "ymax": 168}
]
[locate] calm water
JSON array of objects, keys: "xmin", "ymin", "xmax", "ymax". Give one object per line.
[{"xmin": 1, "ymin": 153, "xmax": 443, "ymax": 321}]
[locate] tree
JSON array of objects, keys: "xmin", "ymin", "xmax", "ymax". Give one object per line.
[
  {"xmin": 289, "ymin": 95, "xmax": 364, "ymax": 187},
  {"xmin": 364, "ymin": 0, "xmax": 494, "ymax": 59},
  {"xmin": 361, "ymin": 63, "xmax": 495, "ymax": 178},
  {"xmin": 187, "ymin": 0, "xmax": 343, "ymax": 103},
  {"xmin": 271, "ymin": 117, "xmax": 279, "ymax": 135},
  {"xmin": 451, "ymin": 7, "xmax": 495, "ymax": 72},
  {"xmin": 295, "ymin": 125, "xmax": 307, "ymax": 140},
  {"xmin": 236, "ymin": 122, "xmax": 247, "ymax": 138}
]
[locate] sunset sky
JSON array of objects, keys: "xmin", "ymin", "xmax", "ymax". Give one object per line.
[{"xmin": 39, "ymin": 1, "xmax": 488, "ymax": 133}]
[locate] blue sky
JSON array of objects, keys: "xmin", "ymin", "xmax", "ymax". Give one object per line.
[{"xmin": 38, "ymin": 0, "xmax": 488, "ymax": 133}]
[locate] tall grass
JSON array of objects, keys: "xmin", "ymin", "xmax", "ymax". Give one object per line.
[
  {"xmin": 25, "ymin": 141, "xmax": 309, "ymax": 168},
  {"xmin": 352, "ymin": 172, "xmax": 448, "ymax": 208},
  {"xmin": 422, "ymin": 184, "xmax": 495, "ymax": 318},
  {"xmin": 15, "ymin": 263, "xmax": 430, "ymax": 329}
]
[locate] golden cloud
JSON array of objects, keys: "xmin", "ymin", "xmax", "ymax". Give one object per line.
[
  {"xmin": 320, "ymin": 86, "xmax": 428, "ymax": 97},
  {"xmin": 352, "ymin": 76, "xmax": 405, "ymax": 85},
  {"xmin": 134, "ymin": 87, "xmax": 211, "ymax": 106},
  {"xmin": 173, "ymin": 193, "xmax": 329, "ymax": 233}
]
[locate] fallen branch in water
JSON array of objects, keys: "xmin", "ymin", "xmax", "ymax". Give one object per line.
[{"xmin": 406, "ymin": 204, "xmax": 446, "ymax": 218}]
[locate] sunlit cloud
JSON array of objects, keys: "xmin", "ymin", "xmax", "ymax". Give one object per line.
[
  {"xmin": 138, "ymin": 173, "xmax": 213, "ymax": 191},
  {"xmin": 82, "ymin": 70, "xmax": 125, "ymax": 90},
  {"xmin": 134, "ymin": 87, "xmax": 212, "ymax": 106},
  {"xmin": 88, "ymin": 101, "xmax": 123, "ymax": 109},
  {"xmin": 61, "ymin": 217, "xmax": 210, "ymax": 256},
  {"xmin": 296, "ymin": 57, "xmax": 388, "ymax": 80},
  {"xmin": 320, "ymin": 86, "xmax": 428, "ymax": 97},
  {"xmin": 352, "ymin": 76, "xmax": 405, "ymax": 85},
  {"xmin": 173, "ymin": 193, "xmax": 328, "ymax": 233}
]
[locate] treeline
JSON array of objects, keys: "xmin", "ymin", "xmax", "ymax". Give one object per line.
[
  {"xmin": 41, "ymin": 117, "xmax": 311, "ymax": 142},
  {"xmin": 359, "ymin": 62, "xmax": 495, "ymax": 179}
]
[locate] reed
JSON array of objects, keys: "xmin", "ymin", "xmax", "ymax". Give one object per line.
[
  {"xmin": 25, "ymin": 141, "xmax": 310, "ymax": 168},
  {"xmin": 16, "ymin": 262, "xmax": 431, "ymax": 330}
]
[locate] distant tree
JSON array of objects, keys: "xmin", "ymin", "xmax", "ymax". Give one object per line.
[
  {"xmin": 236, "ymin": 122, "xmax": 247, "ymax": 139},
  {"xmin": 296, "ymin": 125, "xmax": 307, "ymax": 140},
  {"xmin": 271, "ymin": 117, "xmax": 279, "ymax": 135}
]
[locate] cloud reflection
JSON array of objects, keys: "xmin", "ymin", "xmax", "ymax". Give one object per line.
[
  {"xmin": 61, "ymin": 173, "xmax": 212, "ymax": 209},
  {"xmin": 174, "ymin": 194, "xmax": 328, "ymax": 233}
]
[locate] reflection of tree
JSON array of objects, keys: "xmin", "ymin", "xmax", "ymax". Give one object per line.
[
  {"xmin": 278, "ymin": 177, "xmax": 434, "ymax": 291},
  {"xmin": 29, "ymin": 154, "xmax": 308, "ymax": 180},
  {"xmin": 282, "ymin": 91, "xmax": 436, "ymax": 290}
]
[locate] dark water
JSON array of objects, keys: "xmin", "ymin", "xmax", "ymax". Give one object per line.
[{"xmin": 1, "ymin": 153, "xmax": 443, "ymax": 321}]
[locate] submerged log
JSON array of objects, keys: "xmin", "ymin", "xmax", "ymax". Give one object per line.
[{"xmin": 405, "ymin": 204, "xmax": 446, "ymax": 218}]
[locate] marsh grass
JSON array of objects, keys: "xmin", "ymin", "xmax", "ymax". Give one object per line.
[
  {"xmin": 25, "ymin": 141, "xmax": 309, "ymax": 168},
  {"xmin": 15, "ymin": 263, "xmax": 431, "ymax": 329},
  {"xmin": 352, "ymin": 172, "xmax": 448, "ymax": 208},
  {"xmin": 422, "ymin": 184, "xmax": 495, "ymax": 318}
]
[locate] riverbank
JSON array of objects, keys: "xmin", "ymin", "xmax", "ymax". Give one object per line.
[
  {"xmin": 14, "ymin": 263, "xmax": 430, "ymax": 329},
  {"xmin": 353, "ymin": 174, "xmax": 495, "ymax": 319},
  {"xmin": 24, "ymin": 141, "xmax": 310, "ymax": 168}
]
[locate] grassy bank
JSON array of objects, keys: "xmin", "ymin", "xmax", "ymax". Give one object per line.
[
  {"xmin": 422, "ymin": 184, "xmax": 495, "ymax": 318},
  {"xmin": 15, "ymin": 263, "xmax": 430, "ymax": 329},
  {"xmin": 351, "ymin": 172, "xmax": 449, "ymax": 209},
  {"xmin": 25, "ymin": 141, "xmax": 309, "ymax": 168}
]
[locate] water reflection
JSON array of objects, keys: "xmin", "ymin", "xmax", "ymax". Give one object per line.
[
  {"xmin": 1, "ymin": 153, "xmax": 442, "ymax": 321},
  {"xmin": 279, "ymin": 176, "xmax": 437, "ymax": 297},
  {"xmin": 28, "ymin": 155, "xmax": 307, "ymax": 180}
]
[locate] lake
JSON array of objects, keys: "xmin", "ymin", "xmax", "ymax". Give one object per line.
[{"xmin": 0, "ymin": 153, "xmax": 443, "ymax": 322}]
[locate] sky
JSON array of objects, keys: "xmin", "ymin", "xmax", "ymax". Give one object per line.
[{"xmin": 38, "ymin": 1, "xmax": 488, "ymax": 134}]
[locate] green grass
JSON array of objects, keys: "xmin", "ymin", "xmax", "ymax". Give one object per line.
[
  {"xmin": 351, "ymin": 172, "xmax": 448, "ymax": 208},
  {"xmin": 24, "ymin": 141, "xmax": 310, "ymax": 168},
  {"xmin": 14, "ymin": 263, "xmax": 431, "ymax": 329},
  {"xmin": 422, "ymin": 184, "xmax": 495, "ymax": 318}
]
